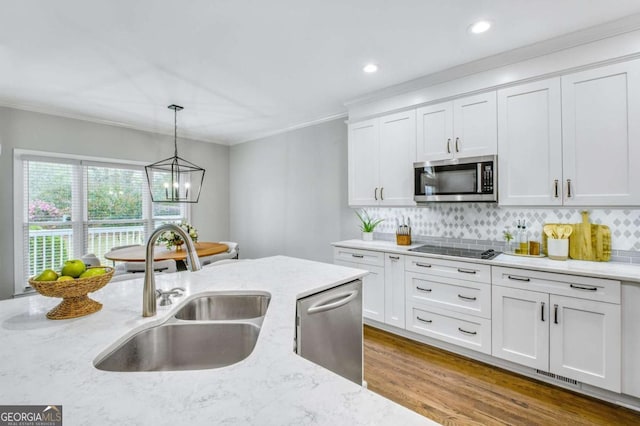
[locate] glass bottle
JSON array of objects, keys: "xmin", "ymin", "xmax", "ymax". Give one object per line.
[{"xmin": 519, "ymin": 221, "xmax": 529, "ymax": 255}]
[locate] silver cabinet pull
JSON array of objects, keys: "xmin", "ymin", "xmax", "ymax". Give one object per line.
[
  {"xmin": 458, "ymin": 294, "xmax": 477, "ymax": 301},
  {"xmin": 570, "ymin": 284, "xmax": 598, "ymax": 291},
  {"xmin": 455, "ymin": 137, "xmax": 460, "ymax": 152},
  {"xmin": 458, "ymin": 327, "xmax": 477, "ymax": 335},
  {"xmin": 380, "ymin": 187, "xmax": 384, "ymax": 201},
  {"xmin": 416, "ymin": 262, "xmax": 432, "ymax": 268},
  {"xmin": 457, "ymin": 268, "xmax": 476, "ymax": 274},
  {"xmin": 566, "ymin": 179, "xmax": 572, "ymax": 198},
  {"xmin": 389, "ymin": 255, "xmax": 400, "ymax": 260},
  {"xmin": 351, "ymin": 254, "xmax": 364, "ymax": 258},
  {"xmin": 417, "ymin": 316, "xmax": 432, "ymax": 324},
  {"xmin": 446, "ymin": 138, "xmax": 451, "ymax": 154},
  {"xmin": 416, "ymin": 286, "xmax": 432, "ymax": 293},
  {"xmin": 374, "ymin": 187, "xmax": 378, "ymax": 201},
  {"xmin": 508, "ymin": 275, "xmax": 530, "ymax": 282},
  {"xmin": 554, "ymin": 304, "xmax": 559, "ymax": 324},
  {"xmin": 554, "ymin": 179, "xmax": 559, "ymax": 198},
  {"xmin": 541, "ymin": 301, "xmax": 545, "ymax": 322}
]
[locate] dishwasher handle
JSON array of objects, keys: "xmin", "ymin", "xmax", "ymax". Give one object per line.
[{"xmin": 307, "ymin": 290, "xmax": 359, "ymax": 314}]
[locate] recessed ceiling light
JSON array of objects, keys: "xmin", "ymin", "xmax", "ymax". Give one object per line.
[
  {"xmin": 363, "ymin": 63, "xmax": 378, "ymax": 73},
  {"xmin": 469, "ymin": 20, "xmax": 492, "ymax": 34}
]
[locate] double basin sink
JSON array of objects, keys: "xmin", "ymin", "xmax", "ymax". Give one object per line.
[{"xmin": 94, "ymin": 292, "xmax": 271, "ymax": 372}]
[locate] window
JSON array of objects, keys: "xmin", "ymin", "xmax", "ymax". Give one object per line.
[{"xmin": 14, "ymin": 151, "xmax": 189, "ymax": 295}]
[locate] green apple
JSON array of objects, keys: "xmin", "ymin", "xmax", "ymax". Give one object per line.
[
  {"xmin": 61, "ymin": 259, "xmax": 86, "ymax": 278},
  {"xmin": 57, "ymin": 276, "xmax": 75, "ymax": 282},
  {"xmin": 34, "ymin": 269, "xmax": 58, "ymax": 281},
  {"xmin": 79, "ymin": 268, "xmax": 106, "ymax": 278}
]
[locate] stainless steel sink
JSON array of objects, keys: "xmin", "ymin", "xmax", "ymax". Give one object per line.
[
  {"xmin": 174, "ymin": 293, "xmax": 270, "ymax": 321},
  {"xmin": 94, "ymin": 322, "xmax": 260, "ymax": 372}
]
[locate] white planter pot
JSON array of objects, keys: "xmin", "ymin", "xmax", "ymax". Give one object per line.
[{"xmin": 362, "ymin": 232, "xmax": 374, "ymax": 241}]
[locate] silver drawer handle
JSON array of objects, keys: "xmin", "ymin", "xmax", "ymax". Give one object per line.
[
  {"xmin": 457, "ymin": 268, "xmax": 476, "ymax": 274},
  {"xmin": 416, "ymin": 286, "xmax": 432, "ymax": 293},
  {"xmin": 416, "ymin": 262, "xmax": 432, "ymax": 268},
  {"xmin": 389, "ymin": 255, "xmax": 400, "ymax": 260},
  {"xmin": 458, "ymin": 327, "xmax": 477, "ymax": 336},
  {"xmin": 417, "ymin": 316, "xmax": 432, "ymax": 324},
  {"xmin": 508, "ymin": 275, "xmax": 530, "ymax": 282},
  {"xmin": 458, "ymin": 294, "xmax": 477, "ymax": 301},
  {"xmin": 351, "ymin": 254, "xmax": 364, "ymax": 258},
  {"xmin": 570, "ymin": 284, "xmax": 598, "ymax": 291}
]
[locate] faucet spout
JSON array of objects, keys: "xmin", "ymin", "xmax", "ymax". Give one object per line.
[{"xmin": 143, "ymin": 224, "xmax": 202, "ymax": 317}]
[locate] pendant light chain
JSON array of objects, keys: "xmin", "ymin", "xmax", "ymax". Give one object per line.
[{"xmin": 173, "ymin": 106, "xmax": 178, "ymax": 158}]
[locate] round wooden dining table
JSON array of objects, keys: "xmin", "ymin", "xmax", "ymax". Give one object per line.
[{"xmin": 104, "ymin": 242, "xmax": 229, "ymax": 262}]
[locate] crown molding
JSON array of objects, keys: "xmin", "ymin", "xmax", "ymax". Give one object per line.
[{"xmin": 230, "ymin": 111, "xmax": 348, "ymax": 146}]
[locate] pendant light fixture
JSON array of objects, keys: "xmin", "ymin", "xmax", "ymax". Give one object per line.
[{"xmin": 145, "ymin": 104, "xmax": 205, "ymax": 203}]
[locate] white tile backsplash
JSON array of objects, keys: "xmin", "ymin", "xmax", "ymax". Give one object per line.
[{"xmin": 365, "ymin": 204, "xmax": 640, "ymax": 251}]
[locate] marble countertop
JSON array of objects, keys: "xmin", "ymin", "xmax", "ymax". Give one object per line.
[
  {"xmin": 0, "ymin": 256, "xmax": 435, "ymax": 426},
  {"xmin": 332, "ymin": 239, "xmax": 640, "ymax": 284}
]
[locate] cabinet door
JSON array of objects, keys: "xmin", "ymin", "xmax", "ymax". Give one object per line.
[
  {"xmin": 549, "ymin": 295, "xmax": 621, "ymax": 392},
  {"xmin": 492, "ymin": 286, "xmax": 549, "ymax": 370},
  {"xmin": 348, "ymin": 119, "xmax": 379, "ymax": 206},
  {"xmin": 453, "ymin": 92, "xmax": 497, "ymax": 158},
  {"xmin": 334, "ymin": 260, "xmax": 385, "ymax": 322},
  {"xmin": 379, "ymin": 111, "xmax": 416, "ymax": 206},
  {"xmin": 498, "ymin": 78, "xmax": 563, "ymax": 206},
  {"xmin": 561, "ymin": 59, "xmax": 640, "ymax": 206},
  {"xmin": 622, "ymin": 283, "xmax": 640, "ymax": 398},
  {"xmin": 384, "ymin": 254, "xmax": 405, "ymax": 328},
  {"xmin": 416, "ymin": 101, "xmax": 453, "ymax": 161}
]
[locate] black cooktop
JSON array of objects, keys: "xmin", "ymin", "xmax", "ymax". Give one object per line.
[{"xmin": 408, "ymin": 244, "xmax": 500, "ymax": 260}]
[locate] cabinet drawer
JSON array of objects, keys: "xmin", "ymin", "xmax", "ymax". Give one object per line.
[
  {"xmin": 406, "ymin": 303, "xmax": 491, "ymax": 354},
  {"xmin": 333, "ymin": 247, "xmax": 384, "ymax": 267},
  {"xmin": 406, "ymin": 272, "xmax": 491, "ymax": 319},
  {"xmin": 492, "ymin": 267, "xmax": 620, "ymax": 304},
  {"xmin": 406, "ymin": 255, "xmax": 491, "ymax": 283}
]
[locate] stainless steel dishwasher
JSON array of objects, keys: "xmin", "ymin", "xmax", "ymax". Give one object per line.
[{"xmin": 295, "ymin": 279, "xmax": 362, "ymax": 385}]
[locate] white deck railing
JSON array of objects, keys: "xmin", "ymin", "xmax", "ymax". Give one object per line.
[{"xmin": 28, "ymin": 226, "xmax": 145, "ymax": 275}]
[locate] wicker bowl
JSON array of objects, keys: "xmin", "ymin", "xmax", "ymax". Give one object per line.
[{"xmin": 29, "ymin": 266, "xmax": 114, "ymax": 320}]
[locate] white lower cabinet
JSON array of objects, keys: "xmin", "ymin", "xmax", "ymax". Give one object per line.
[
  {"xmin": 333, "ymin": 248, "xmax": 403, "ymax": 326},
  {"xmin": 492, "ymin": 286, "xmax": 549, "ymax": 370},
  {"xmin": 407, "ymin": 304, "xmax": 492, "ymax": 354},
  {"xmin": 384, "ymin": 254, "xmax": 405, "ymax": 328},
  {"xmin": 405, "ymin": 255, "xmax": 492, "ymax": 354},
  {"xmin": 492, "ymin": 267, "xmax": 621, "ymax": 393}
]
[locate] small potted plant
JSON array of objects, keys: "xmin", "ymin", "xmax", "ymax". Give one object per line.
[
  {"xmin": 158, "ymin": 221, "xmax": 198, "ymax": 250},
  {"xmin": 355, "ymin": 209, "xmax": 383, "ymax": 241},
  {"xmin": 503, "ymin": 226, "xmax": 514, "ymax": 253}
]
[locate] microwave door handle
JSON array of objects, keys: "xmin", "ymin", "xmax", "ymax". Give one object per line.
[{"xmin": 477, "ymin": 163, "xmax": 482, "ymax": 193}]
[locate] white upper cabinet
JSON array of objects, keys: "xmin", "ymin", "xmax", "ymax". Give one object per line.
[
  {"xmin": 348, "ymin": 110, "xmax": 415, "ymax": 206},
  {"xmin": 498, "ymin": 78, "xmax": 563, "ymax": 206},
  {"xmin": 561, "ymin": 59, "xmax": 640, "ymax": 206},
  {"xmin": 416, "ymin": 92, "xmax": 497, "ymax": 162},
  {"xmin": 416, "ymin": 101, "xmax": 453, "ymax": 161},
  {"xmin": 348, "ymin": 118, "xmax": 379, "ymax": 206}
]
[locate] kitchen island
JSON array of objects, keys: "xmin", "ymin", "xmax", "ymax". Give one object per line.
[{"xmin": 0, "ymin": 256, "xmax": 435, "ymax": 425}]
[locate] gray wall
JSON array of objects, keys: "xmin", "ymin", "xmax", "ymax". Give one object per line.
[
  {"xmin": 0, "ymin": 107, "xmax": 229, "ymax": 299},
  {"xmin": 230, "ymin": 119, "xmax": 359, "ymax": 263}
]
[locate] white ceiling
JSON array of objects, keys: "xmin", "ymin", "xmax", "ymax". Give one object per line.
[{"xmin": 2, "ymin": 1, "xmax": 640, "ymax": 145}]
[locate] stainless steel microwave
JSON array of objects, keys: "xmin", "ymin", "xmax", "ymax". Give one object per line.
[{"xmin": 414, "ymin": 155, "xmax": 497, "ymax": 203}]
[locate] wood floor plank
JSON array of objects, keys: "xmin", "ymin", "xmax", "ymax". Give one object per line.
[{"xmin": 363, "ymin": 325, "xmax": 640, "ymax": 426}]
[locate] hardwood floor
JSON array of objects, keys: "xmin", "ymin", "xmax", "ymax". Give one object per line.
[{"xmin": 363, "ymin": 325, "xmax": 640, "ymax": 426}]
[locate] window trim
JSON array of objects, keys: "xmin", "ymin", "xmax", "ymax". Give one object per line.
[{"xmin": 13, "ymin": 149, "xmax": 191, "ymax": 296}]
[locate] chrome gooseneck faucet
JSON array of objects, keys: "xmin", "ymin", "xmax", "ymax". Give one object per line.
[{"xmin": 143, "ymin": 224, "xmax": 201, "ymax": 317}]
